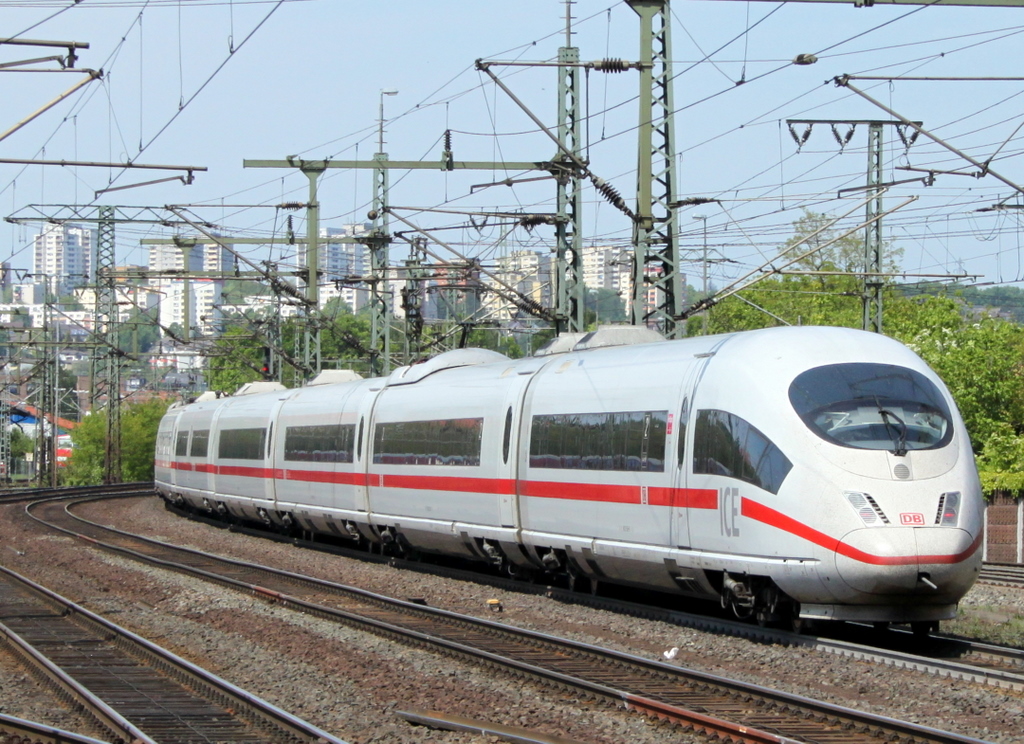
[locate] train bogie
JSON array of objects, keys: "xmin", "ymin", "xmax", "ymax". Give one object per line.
[{"xmin": 155, "ymin": 326, "xmax": 983, "ymax": 627}]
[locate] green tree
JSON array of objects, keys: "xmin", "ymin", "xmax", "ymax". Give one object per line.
[
  {"xmin": 205, "ymin": 326, "xmax": 270, "ymax": 393},
  {"xmin": 10, "ymin": 427, "xmax": 33, "ymax": 460},
  {"xmin": 585, "ymin": 287, "xmax": 627, "ymax": 326},
  {"xmin": 64, "ymin": 398, "xmax": 171, "ymax": 485}
]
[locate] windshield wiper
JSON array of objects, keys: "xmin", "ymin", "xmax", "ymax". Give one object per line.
[{"xmin": 877, "ymin": 405, "xmax": 908, "ymax": 457}]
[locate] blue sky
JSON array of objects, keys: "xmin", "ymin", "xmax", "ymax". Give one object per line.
[{"xmin": 2, "ymin": 0, "xmax": 1023, "ymax": 296}]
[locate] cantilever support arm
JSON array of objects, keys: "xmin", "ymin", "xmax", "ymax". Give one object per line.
[
  {"xmin": 0, "ymin": 69, "xmax": 101, "ymax": 144},
  {"xmin": 834, "ymin": 75, "xmax": 1024, "ymax": 198}
]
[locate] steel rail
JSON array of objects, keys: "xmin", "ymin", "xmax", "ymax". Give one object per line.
[
  {"xmin": 0, "ymin": 712, "xmax": 113, "ymax": 744},
  {"xmin": 0, "ymin": 559, "xmax": 349, "ymax": 744},
  {"xmin": 29, "ymin": 492, "xmax": 996, "ymax": 744}
]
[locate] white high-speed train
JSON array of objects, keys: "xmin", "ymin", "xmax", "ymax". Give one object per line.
[{"xmin": 154, "ymin": 326, "xmax": 983, "ymax": 631}]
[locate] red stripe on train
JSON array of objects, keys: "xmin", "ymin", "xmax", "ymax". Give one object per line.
[{"xmin": 741, "ymin": 497, "xmax": 982, "ymax": 565}]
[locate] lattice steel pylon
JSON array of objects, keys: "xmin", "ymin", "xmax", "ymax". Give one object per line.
[
  {"xmin": 554, "ymin": 29, "xmax": 586, "ymax": 334},
  {"xmin": 627, "ymin": 0, "xmax": 683, "ymax": 338},
  {"xmin": 368, "ymin": 152, "xmax": 393, "ymax": 376},
  {"xmin": 92, "ymin": 206, "xmax": 122, "ymax": 483},
  {"xmin": 864, "ymin": 122, "xmax": 884, "ymax": 334},
  {"xmin": 0, "ymin": 394, "xmax": 10, "ymax": 483},
  {"xmin": 36, "ymin": 300, "xmax": 58, "ymax": 486}
]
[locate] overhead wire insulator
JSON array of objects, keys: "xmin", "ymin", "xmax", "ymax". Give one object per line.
[
  {"xmin": 442, "ymin": 128, "xmax": 454, "ymax": 170},
  {"xmin": 518, "ymin": 215, "xmax": 554, "ymax": 229},
  {"xmin": 591, "ymin": 176, "xmax": 634, "ymax": 219},
  {"xmin": 593, "ymin": 58, "xmax": 629, "ymax": 73}
]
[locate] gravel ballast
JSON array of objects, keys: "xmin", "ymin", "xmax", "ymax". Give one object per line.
[{"xmin": 0, "ymin": 494, "xmax": 1022, "ymax": 743}]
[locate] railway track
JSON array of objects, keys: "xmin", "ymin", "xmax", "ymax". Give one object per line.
[
  {"xmin": 979, "ymin": 562, "xmax": 1024, "ymax": 587},
  {"xmin": 28, "ymin": 490, "xmax": 998, "ymax": 744},
  {"xmin": 0, "ymin": 539, "xmax": 348, "ymax": 743},
  {"xmin": 0, "ymin": 481, "xmax": 150, "ymax": 506},
  {"xmin": 169, "ymin": 498, "xmax": 1024, "ymax": 691}
]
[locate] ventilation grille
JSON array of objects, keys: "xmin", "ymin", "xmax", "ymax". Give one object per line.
[
  {"xmin": 893, "ymin": 463, "xmax": 911, "ymax": 480},
  {"xmin": 846, "ymin": 492, "xmax": 890, "ymax": 525},
  {"xmin": 865, "ymin": 493, "xmax": 890, "ymax": 524}
]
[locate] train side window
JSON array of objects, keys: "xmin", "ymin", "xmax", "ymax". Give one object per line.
[
  {"xmin": 502, "ymin": 407, "xmax": 513, "ymax": 464},
  {"xmin": 693, "ymin": 410, "xmax": 791, "ymax": 494},
  {"xmin": 529, "ymin": 410, "xmax": 668, "ymax": 472},
  {"xmin": 218, "ymin": 428, "xmax": 267, "ymax": 460},
  {"xmin": 284, "ymin": 424, "xmax": 356, "ymax": 463},
  {"xmin": 190, "ymin": 430, "xmax": 209, "ymax": 458},
  {"xmin": 677, "ymin": 397, "xmax": 689, "ymax": 468},
  {"xmin": 175, "ymin": 431, "xmax": 189, "ymax": 457},
  {"xmin": 357, "ymin": 418, "xmax": 364, "ymax": 459},
  {"xmin": 374, "ymin": 418, "xmax": 483, "ymax": 466}
]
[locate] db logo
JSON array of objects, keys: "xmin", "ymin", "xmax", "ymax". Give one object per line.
[{"xmin": 900, "ymin": 513, "xmax": 925, "ymax": 525}]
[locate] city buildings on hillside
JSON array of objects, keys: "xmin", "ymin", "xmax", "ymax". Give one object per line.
[{"xmin": 32, "ymin": 223, "xmax": 94, "ymax": 295}]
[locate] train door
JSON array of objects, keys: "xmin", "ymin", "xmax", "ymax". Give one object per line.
[
  {"xmin": 499, "ymin": 358, "xmax": 550, "ymax": 528},
  {"xmin": 352, "ymin": 383, "xmax": 383, "ymax": 516},
  {"xmin": 265, "ymin": 395, "xmax": 291, "ymax": 508},
  {"xmin": 671, "ymin": 352, "xmax": 715, "ymax": 550}
]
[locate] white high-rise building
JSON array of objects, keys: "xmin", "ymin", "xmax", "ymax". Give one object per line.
[
  {"xmin": 482, "ymin": 250, "xmax": 551, "ymax": 322},
  {"xmin": 582, "ymin": 244, "xmax": 631, "ymax": 293},
  {"xmin": 148, "ymin": 240, "xmax": 224, "ymax": 336},
  {"xmin": 32, "ymin": 223, "xmax": 94, "ymax": 295}
]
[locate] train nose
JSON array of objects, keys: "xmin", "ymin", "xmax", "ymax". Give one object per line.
[{"xmin": 834, "ymin": 527, "xmax": 978, "ymax": 596}]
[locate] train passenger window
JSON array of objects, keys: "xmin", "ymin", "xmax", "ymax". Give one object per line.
[
  {"xmin": 502, "ymin": 408, "xmax": 513, "ymax": 464},
  {"xmin": 357, "ymin": 418, "xmax": 364, "ymax": 459},
  {"xmin": 789, "ymin": 363, "xmax": 952, "ymax": 453},
  {"xmin": 190, "ymin": 430, "xmax": 209, "ymax": 458},
  {"xmin": 693, "ymin": 410, "xmax": 791, "ymax": 494},
  {"xmin": 529, "ymin": 410, "xmax": 668, "ymax": 472},
  {"xmin": 283, "ymin": 424, "xmax": 356, "ymax": 463},
  {"xmin": 218, "ymin": 428, "xmax": 267, "ymax": 460},
  {"xmin": 677, "ymin": 397, "xmax": 689, "ymax": 468},
  {"xmin": 157, "ymin": 431, "xmax": 174, "ymax": 457},
  {"xmin": 373, "ymin": 418, "xmax": 483, "ymax": 466},
  {"xmin": 175, "ymin": 431, "xmax": 189, "ymax": 457}
]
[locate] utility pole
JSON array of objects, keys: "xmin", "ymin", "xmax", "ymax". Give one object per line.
[
  {"xmin": 94, "ymin": 206, "xmax": 121, "ymax": 482},
  {"xmin": 0, "ymin": 394, "xmax": 10, "ymax": 484},
  {"xmin": 245, "ymin": 157, "xmax": 563, "ymax": 372},
  {"xmin": 367, "ymin": 88, "xmax": 398, "ymax": 376},
  {"xmin": 786, "ymin": 118, "xmax": 922, "ymax": 333},
  {"xmin": 627, "ymin": 0, "xmax": 683, "ymax": 338},
  {"xmin": 555, "ymin": 3, "xmax": 586, "ymax": 334},
  {"xmin": 693, "ymin": 215, "xmax": 708, "ymax": 334},
  {"xmin": 6, "ymin": 206, "xmax": 200, "ymax": 482}
]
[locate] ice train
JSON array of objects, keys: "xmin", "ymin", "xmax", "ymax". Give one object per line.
[{"xmin": 154, "ymin": 326, "xmax": 983, "ymax": 631}]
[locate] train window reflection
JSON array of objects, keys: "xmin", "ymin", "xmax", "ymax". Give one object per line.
[
  {"xmin": 373, "ymin": 418, "xmax": 483, "ymax": 466},
  {"xmin": 218, "ymin": 428, "xmax": 267, "ymax": 460},
  {"xmin": 789, "ymin": 363, "xmax": 952, "ymax": 453},
  {"xmin": 175, "ymin": 431, "xmax": 189, "ymax": 457},
  {"xmin": 693, "ymin": 410, "xmax": 791, "ymax": 494},
  {"xmin": 190, "ymin": 429, "xmax": 209, "ymax": 458},
  {"xmin": 529, "ymin": 410, "xmax": 667, "ymax": 472},
  {"xmin": 284, "ymin": 424, "xmax": 355, "ymax": 463}
]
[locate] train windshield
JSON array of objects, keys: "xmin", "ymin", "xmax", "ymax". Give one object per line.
[{"xmin": 788, "ymin": 363, "xmax": 952, "ymax": 454}]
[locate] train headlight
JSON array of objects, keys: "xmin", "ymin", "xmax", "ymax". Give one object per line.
[
  {"xmin": 936, "ymin": 491, "xmax": 960, "ymax": 527},
  {"xmin": 845, "ymin": 491, "xmax": 890, "ymax": 526}
]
